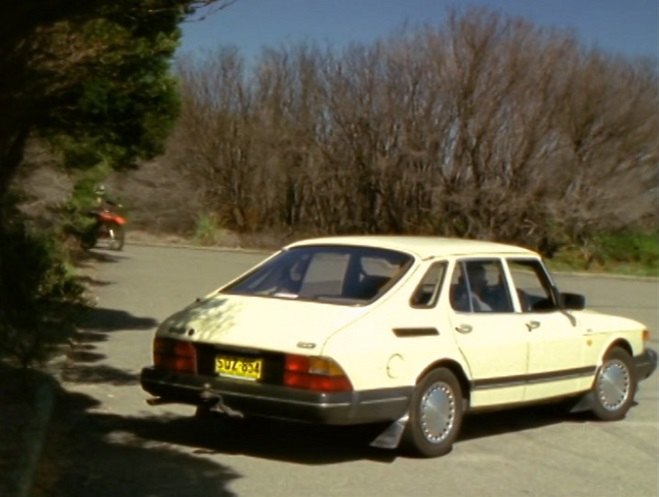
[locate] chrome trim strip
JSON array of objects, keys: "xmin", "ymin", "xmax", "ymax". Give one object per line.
[
  {"xmin": 361, "ymin": 396, "xmax": 409, "ymax": 405},
  {"xmin": 473, "ymin": 366, "xmax": 596, "ymax": 391}
]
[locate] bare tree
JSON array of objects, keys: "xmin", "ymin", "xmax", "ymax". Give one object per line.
[
  {"xmin": 171, "ymin": 47, "xmax": 257, "ymax": 231},
  {"xmin": 164, "ymin": 8, "xmax": 658, "ymax": 254}
]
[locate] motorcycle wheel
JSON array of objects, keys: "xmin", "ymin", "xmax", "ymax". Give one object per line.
[
  {"xmin": 81, "ymin": 229, "xmax": 97, "ymax": 250},
  {"xmin": 107, "ymin": 223, "xmax": 125, "ymax": 251}
]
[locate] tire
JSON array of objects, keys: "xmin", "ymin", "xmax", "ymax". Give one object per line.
[
  {"xmin": 80, "ymin": 229, "xmax": 97, "ymax": 250},
  {"xmin": 194, "ymin": 405, "xmax": 215, "ymax": 419},
  {"xmin": 591, "ymin": 347, "xmax": 637, "ymax": 421},
  {"xmin": 107, "ymin": 223, "xmax": 125, "ymax": 251},
  {"xmin": 402, "ymin": 368, "xmax": 464, "ymax": 457}
]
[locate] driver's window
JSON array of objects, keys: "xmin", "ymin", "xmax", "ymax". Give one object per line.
[{"xmin": 507, "ymin": 259, "xmax": 557, "ymax": 312}]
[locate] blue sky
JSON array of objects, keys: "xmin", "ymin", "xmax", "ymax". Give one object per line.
[{"xmin": 179, "ymin": 0, "xmax": 658, "ymax": 61}]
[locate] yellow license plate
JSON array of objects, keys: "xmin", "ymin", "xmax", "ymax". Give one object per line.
[{"xmin": 215, "ymin": 356, "xmax": 262, "ymax": 380}]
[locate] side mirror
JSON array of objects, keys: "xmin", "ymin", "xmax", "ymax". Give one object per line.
[{"xmin": 560, "ymin": 292, "xmax": 585, "ymax": 310}]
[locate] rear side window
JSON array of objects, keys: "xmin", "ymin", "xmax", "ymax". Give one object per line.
[
  {"xmin": 410, "ymin": 262, "xmax": 447, "ymax": 308},
  {"xmin": 223, "ymin": 245, "xmax": 412, "ymax": 305}
]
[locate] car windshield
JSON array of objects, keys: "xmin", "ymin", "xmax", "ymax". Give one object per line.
[{"xmin": 223, "ymin": 245, "xmax": 413, "ymax": 305}]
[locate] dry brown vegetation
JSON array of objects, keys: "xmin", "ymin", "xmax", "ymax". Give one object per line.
[{"xmin": 130, "ymin": 9, "xmax": 657, "ymax": 254}]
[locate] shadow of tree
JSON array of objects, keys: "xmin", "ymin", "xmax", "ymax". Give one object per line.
[
  {"xmin": 0, "ymin": 367, "xmax": 56, "ymax": 497},
  {"xmin": 75, "ymin": 275, "xmax": 114, "ymax": 288},
  {"xmin": 57, "ymin": 307, "xmax": 159, "ymax": 386},
  {"xmin": 61, "ymin": 364, "xmax": 139, "ymax": 386},
  {"xmin": 66, "ymin": 349, "xmax": 105, "ymax": 363},
  {"xmin": 77, "ymin": 307, "xmax": 158, "ymax": 332},
  {"xmin": 34, "ymin": 388, "xmax": 240, "ymax": 497}
]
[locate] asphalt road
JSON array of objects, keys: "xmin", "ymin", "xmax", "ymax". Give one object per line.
[{"xmin": 40, "ymin": 244, "xmax": 658, "ymax": 497}]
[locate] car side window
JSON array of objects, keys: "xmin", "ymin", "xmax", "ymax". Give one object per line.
[
  {"xmin": 410, "ymin": 261, "xmax": 447, "ymax": 308},
  {"xmin": 449, "ymin": 259, "xmax": 513, "ymax": 313},
  {"xmin": 507, "ymin": 259, "xmax": 558, "ymax": 312}
]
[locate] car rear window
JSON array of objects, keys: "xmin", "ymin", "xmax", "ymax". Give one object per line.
[{"xmin": 223, "ymin": 245, "xmax": 413, "ymax": 304}]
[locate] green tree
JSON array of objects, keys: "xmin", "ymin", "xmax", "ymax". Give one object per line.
[
  {"xmin": 0, "ymin": 0, "xmax": 230, "ymax": 208},
  {"xmin": 0, "ymin": 0, "xmax": 232, "ymax": 366}
]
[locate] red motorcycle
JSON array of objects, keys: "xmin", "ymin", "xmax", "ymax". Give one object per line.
[{"xmin": 81, "ymin": 208, "xmax": 127, "ymax": 251}]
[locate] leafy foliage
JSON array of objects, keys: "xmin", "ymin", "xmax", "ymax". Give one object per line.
[
  {"xmin": 593, "ymin": 232, "xmax": 659, "ymax": 268},
  {"xmin": 25, "ymin": 9, "xmax": 181, "ymax": 170},
  {"xmin": 0, "ymin": 202, "xmax": 85, "ymax": 367},
  {"xmin": 0, "ymin": 0, "xmax": 231, "ymax": 367},
  {"xmin": 0, "ymin": 0, "xmax": 229, "ymax": 197},
  {"xmin": 61, "ymin": 163, "xmax": 116, "ymax": 239}
]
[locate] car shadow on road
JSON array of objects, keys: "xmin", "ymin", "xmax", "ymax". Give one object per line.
[
  {"xmin": 119, "ymin": 403, "xmax": 590, "ymax": 465},
  {"xmin": 459, "ymin": 403, "xmax": 591, "ymax": 442},
  {"xmin": 127, "ymin": 412, "xmax": 395, "ymax": 464},
  {"xmin": 39, "ymin": 376, "xmax": 594, "ymax": 491}
]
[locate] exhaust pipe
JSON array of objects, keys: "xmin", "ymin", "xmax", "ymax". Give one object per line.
[
  {"xmin": 145, "ymin": 388, "xmax": 244, "ymax": 418},
  {"xmin": 199, "ymin": 387, "xmax": 244, "ymax": 418}
]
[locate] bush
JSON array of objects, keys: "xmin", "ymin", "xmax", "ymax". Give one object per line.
[
  {"xmin": 593, "ymin": 232, "xmax": 659, "ymax": 266},
  {"xmin": 551, "ymin": 230, "xmax": 659, "ymax": 276},
  {"xmin": 0, "ymin": 217, "xmax": 85, "ymax": 367},
  {"xmin": 59, "ymin": 163, "xmax": 112, "ymax": 241},
  {"xmin": 193, "ymin": 213, "xmax": 240, "ymax": 247}
]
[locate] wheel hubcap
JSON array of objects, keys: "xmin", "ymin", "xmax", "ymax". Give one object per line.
[
  {"xmin": 420, "ymin": 382, "xmax": 455, "ymax": 443},
  {"xmin": 597, "ymin": 359, "xmax": 631, "ymax": 411}
]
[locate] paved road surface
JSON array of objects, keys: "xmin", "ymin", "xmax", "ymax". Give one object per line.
[{"xmin": 38, "ymin": 244, "xmax": 658, "ymax": 497}]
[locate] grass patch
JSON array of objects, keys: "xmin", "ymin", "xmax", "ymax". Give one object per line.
[
  {"xmin": 549, "ymin": 231, "xmax": 659, "ymax": 277},
  {"xmin": 193, "ymin": 213, "xmax": 241, "ymax": 247}
]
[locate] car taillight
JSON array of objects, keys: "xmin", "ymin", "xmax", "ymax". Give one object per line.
[
  {"xmin": 153, "ymin": 337, "xmax": 197, "ymax": 374},
  {"xmin": 283, "ymin": 355, "xmax": 352, "ymax": 392}
]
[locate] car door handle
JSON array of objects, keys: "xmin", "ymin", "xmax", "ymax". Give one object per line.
[
  {"xmin": 526, "ymin": 320, "xmax": 541, "ymax": 331},
  {"xmin": 455, "ymin": 324, "xmax": 473, "ymax": 334}
]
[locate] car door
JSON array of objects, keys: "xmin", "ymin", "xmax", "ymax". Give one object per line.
[
  {"xmin": 448, "ymin": 258, "xmax": 527, "ymax": 408},
  {"xmin": 506, "ymin": 258, "xmax": 588, "ymax": 402}
]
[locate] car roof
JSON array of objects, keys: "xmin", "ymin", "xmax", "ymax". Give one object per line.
[{"xmin": 286, "ymin": 235, "xmax": 537, "ymax": 260}]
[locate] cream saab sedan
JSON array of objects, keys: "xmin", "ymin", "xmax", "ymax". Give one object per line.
[{"xmin": 140, "ymin": 236, "xmax": 657, "ymax": 457}]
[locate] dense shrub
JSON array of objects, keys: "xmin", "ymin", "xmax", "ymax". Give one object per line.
[
  {"xmin": 593, "ymin": 232, "xmax": 659, "ymax": 269},
  {"xmin": 0, "ymin": 212, "xmax": 85, "ymax": 367}
]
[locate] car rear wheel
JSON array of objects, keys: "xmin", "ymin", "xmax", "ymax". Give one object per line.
[
  {"xmin": 402, "ymin": 368, "xmax": 463, "ymax": 457},
  {"xmin": 591, "ymin": 347, "xmax": 637, "ymax": 421}
]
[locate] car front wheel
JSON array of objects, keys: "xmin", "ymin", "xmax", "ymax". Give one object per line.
[
  {"xmin": 591, "ymin": 347, "xmax": 637, "ymax": 421},
  {"xmin": 402, "ymin": 368, "xmax": 464, "ymax": 457}
]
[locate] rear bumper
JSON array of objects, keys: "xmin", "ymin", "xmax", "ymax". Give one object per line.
[
  {"xmin": 635, "ymin": 348, "xmax": 657, "ymax": 380},
  {"xmin": 140, "ymin": 367, "xmax": 412, "ymax": 425}
]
